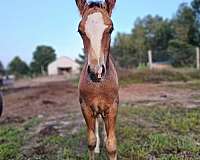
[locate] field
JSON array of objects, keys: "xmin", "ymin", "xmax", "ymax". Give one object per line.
[{"xmin": 1, "ymin": 74, "xmax": 200, "ymax": 160}]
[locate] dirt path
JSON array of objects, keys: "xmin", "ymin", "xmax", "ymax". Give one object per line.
[
  {"xmin": 120, "ymin": 82, "xmax": 200, "ymax": 108},
  {"xmin": 1, "ymin": 80, "xmax": 200, "ymax": 159},
  {"xmin": 1, "ymin": 80, "xmax": 200, "ymax": 134},
  {"xmin": 2, "ymin": 81, "xmax": 79, "ymax": 119}
]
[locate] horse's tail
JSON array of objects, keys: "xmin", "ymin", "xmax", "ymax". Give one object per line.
[{"xmin": 0, "ymin": 92, "xmax": 3, "ymax": 117}]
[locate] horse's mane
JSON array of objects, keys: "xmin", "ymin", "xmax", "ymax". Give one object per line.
[{"xmin": 88, "ymin": 1, "xmax": 105, "ymax": 9}]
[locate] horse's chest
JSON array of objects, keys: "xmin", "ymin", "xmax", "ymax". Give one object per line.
[
  {"xmin": 84, "ymin": 94, "xmax": 116, "ymax": 115},
  {"xmin": 79, "ymin": 83, "xmax": 118, "ymax": 111}
]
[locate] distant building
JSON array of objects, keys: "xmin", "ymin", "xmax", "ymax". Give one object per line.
[{"xmin": 47, "ymin": 56, "xmax": 80, "ymax": 76}]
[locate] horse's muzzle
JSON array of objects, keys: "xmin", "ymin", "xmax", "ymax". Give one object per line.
[{"xmin": 88, "ymin": 64, "xmax": 106, "ymax": 82}]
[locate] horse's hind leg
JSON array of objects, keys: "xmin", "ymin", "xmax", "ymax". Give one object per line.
[
  {"xmin": 104, "ymin": 103, "xmax": 118, "ymax": 160},
  {"xmin": 81, "ymin": 104, "xmax": 97, "ymax": 160}
]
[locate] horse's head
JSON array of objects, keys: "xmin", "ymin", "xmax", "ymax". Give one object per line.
[{"xmin": 76, "ymin": 0, "xmax": 116, "ymax": 81}]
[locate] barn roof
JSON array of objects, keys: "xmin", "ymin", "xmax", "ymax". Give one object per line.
[{"xmin": 48, "ymin": 56, "xmax": 79, "ymax": 68}]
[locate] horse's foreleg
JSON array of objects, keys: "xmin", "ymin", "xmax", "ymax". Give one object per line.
[
  {"xmin": 81, "ymin": 105, "xmax": 96, "ymax": 160},
  {"xmin": 103, "ymin": 121, "xmax": 107, "ymax": 145},
  {"xmin": 104, "ymin": 102, "xmax": 118, "ymax": 160},
  {"xmin": 94, "ymin": 117, "xmax": 100, "ymax": 153}
]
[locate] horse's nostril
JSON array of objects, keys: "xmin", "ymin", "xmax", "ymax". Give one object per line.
[
  {"xmin": 87, "ymin": 65, "xmax": 106, "ymax": 82},
  {"xmin": 87, "ymin": 66, "xmax": 91, "ymax": 74}
]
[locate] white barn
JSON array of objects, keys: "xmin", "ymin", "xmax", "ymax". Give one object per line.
[{"xmin": 48, "ymin": 56, "xmax": 80, "ymax": 76}]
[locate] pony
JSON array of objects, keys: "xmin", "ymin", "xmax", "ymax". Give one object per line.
[{"xmin": 76, "ymin": 0, "xmax": 119, "ymax": 159}]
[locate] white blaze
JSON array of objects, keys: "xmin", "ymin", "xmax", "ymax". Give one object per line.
[{"xmin": 85, "ymin": 12, "xmax": 107, "ymax": 64}]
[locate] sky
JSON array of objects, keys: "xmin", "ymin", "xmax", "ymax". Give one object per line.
[{"xmin": 0, "ymin": 0, "xmax": 192, "ymax": 66}]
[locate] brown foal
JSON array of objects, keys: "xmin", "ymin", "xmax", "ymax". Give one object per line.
[{"xmin": 75, "ymin": 0, "xmax": 119, "ymax": 159}]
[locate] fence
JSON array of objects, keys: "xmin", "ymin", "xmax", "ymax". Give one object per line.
[{"xmin": 148, "ymin": 47, "xmax": 200, "ymax": 70}]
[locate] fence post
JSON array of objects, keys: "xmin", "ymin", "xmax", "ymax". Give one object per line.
[
  {"xmin": 197, "ymin": 47, "xmax": 200, "ymax": 70},
  {"xmin": 148, "ymin": 50, "xmax": 153, "ymax": 69}
]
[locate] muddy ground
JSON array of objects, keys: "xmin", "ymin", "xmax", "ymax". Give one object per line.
[
  {"xmin": 1, "ymin": 80, "xmax": 200, "ymax": 135},
  {"xmin": 0, "ymin": 79, "xmax": 200, "ymax": 159}
]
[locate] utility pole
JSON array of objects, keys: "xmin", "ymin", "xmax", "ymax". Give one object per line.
[
  {"xmin": 197, "ymin": 47, "xmax": 200, "ymax": 70},
  {"xmin": 148, "ymin": 50, "xmax": 153, "ymax": 69}
]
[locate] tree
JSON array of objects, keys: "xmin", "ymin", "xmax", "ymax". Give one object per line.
[
  {"xmin": 132, "ymin": 15, "xmax": 173, "ymax": 62},
  {"xmin": 168, "ymin": 40, "xmax": 195, "ymax": 67},
  {"xmin": 76, "ymin": 50, "xmax": 86, "ymax": 70},
  {"xmin": 191, "ymin": 0, "xmax": 200, "ymax": 18},
  {"xmin": 172, "ymin": 3, "xmax": 196, "ymax": 43},
  {"xmin": 191, "ymin": 0, "xmax": 200, "ymax": 46},
  {"xmin": 8, "ymin": 56, "xmax": 29, "ymax": 76},
  {"xmin": 168, "ymin": 3, "xmax": 197, "ymax": 67},
  {"xmin": 112, "ymin": 15, "xmax": 174, "ymax": 68},
  {"xmin": 112, "ymin": 33, "xmax": 137, "ymax": 68},
  {"xmin": 0, "ymin": 61, "xmax": 5, "ymax": 75},
  {"xmin": 111, "ymin": 1, "xmax": 199, "ymax": 68},
  {"xmin": 30, "ymin": 45, "xmax": 56, "ymax": 74}
]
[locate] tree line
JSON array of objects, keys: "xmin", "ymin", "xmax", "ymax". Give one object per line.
[
  {"xmin": 112, "ymin": 0, "xmax": 200, "ymax": 68},
  {"xmin": 76, "ymin": 0, "xmax": 200, "ymax": 68},
  {"xmin": 1, "ymin": 0, "xmax": 199, "ymax": 78},
  {"xmin": 0, "ymin": 45, "xmax": 56, "ymax": 78}
]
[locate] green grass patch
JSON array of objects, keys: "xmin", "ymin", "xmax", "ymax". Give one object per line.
[
  {"xmin": 23, "ymin": 117, "xmax": 41, "ymax": 130},
  {"xmin": 0, "ymin": 117, "xmax": 42, "ymax": 160},
  {"xmin": 1, "ymin": 106, "xmax": 200, "ymax": 159},
  {"xmin": 117, "ymin": 105, "xmax": 200, "ymax": 159},
  {"xmin": 0, "ymin": 126, "xmax": 24, "ymax": 160}
]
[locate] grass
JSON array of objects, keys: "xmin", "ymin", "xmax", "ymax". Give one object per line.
[
  {"xmin": 1, "ymin": 105, "xmax": 200, "ymax": 160},
  {"xmin": 118, "ymin": 68, "xmax": 200, "ymax": 86},
  {"xmin": 0, "ymin": 117, "xmax": 41, "ymax": 160},
  {"xmin": 23, "ymin": 117, "xmax": 42, "ymax": 131},
  {"xmin": 117, "ymin": 106, "xmax": 200, "ymax": 159},
  {"xmin": 0, "ymin": 126, "xmax": 24, "ymax": 160}
]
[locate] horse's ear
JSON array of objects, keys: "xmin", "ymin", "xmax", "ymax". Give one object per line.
[
  {"xmin": 105, "ymin": 0, "xmax": 116, "ymax": 16},
  {"xmin": 75, "ymin": 0, "xmax": 87, "ymax": 16}
]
